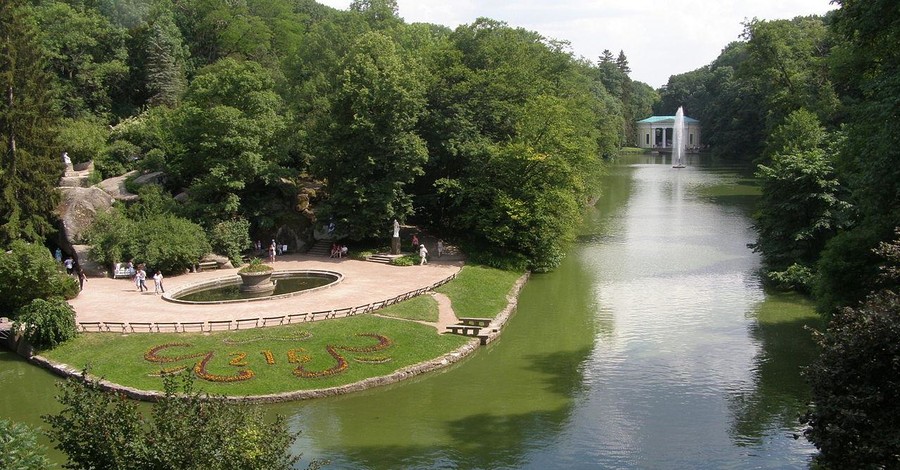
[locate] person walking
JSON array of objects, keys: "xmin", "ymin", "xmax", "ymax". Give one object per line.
[
  {"xmin": 64, "ymin": 256, "xmax": 74, "ymax": 275},
  {"xmin": 419, "ymin": 243, "xmax": 428, "ymax": 265},
  {"xmin": 153, "ymin": 270, "xmax": 165, "ymax": 294},
  {"xmin": 269, "ymin": 240, "xmax": 277, "ymax": 263},
  {"xmin": 77, "ymin": 267, "xmax": 87, "ymax": 291},
  {"xmin": 437, "ymin": 239, "xmax": 444, "ymax": 258},
  {"xmin": 136, "ymin": 266, "xmax": 148, "ymax": 292},
  {"xmin": 411, "ymin": 234, "xmax": 419, "ymax": 249}
]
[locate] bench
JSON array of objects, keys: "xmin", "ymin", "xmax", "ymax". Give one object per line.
[
  {"xmin": 197, "ymin": 260, "xmax": 218, "ymax": 271},
  {"xmin": 445, "ymin": 324, "xmax": 483, "ymax": 336},
  {"xmin": 113, "ymin": 267, "xmax": 135, "ymax": 279},
  {"xmin": 458, "ymin": 317, "xmax": 493, "ymax": 328}
]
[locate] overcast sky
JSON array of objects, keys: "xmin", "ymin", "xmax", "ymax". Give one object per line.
[{"xmin": 315, "ymin": 0, "xmax": 837, "ymax": 88}]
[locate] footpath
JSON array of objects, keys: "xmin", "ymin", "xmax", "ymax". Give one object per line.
[{"xmin": 68, "ymin": 253, "xmax": 463, "ymax": 332}]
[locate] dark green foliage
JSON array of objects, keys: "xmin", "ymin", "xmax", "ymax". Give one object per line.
[
  {"xmin": 13, "ymin": 297, "xmax": 77, "ymax": 350},
  {"xmin": 44, "ymin": 372, "xmax": 303, "ymax": 470},
  {"xmin": 209, "ymin": 218, "xmax": 251, "ymax": 266},
  {"xmin": 83, "ymin": 208, "xmax": 131, "ymax": 268},
  {"xmin": 313, "ymin": 31, "xmax": 427, "ymax": 239},
  {"xmin": 29, "ymin": 0, "xmax": 129, "ymax": 119},
  {"xmin": 130, "ymin": 214, "xmax": 210, "ymax": 274},
  {"xmin": 55, "ymin": 117, "xmax": 109, "ymax": 165},
  {"xmin": 814, "ymin": 0, "xmax": 900, "ymax": 312},
  {"xmin": 389, "ymin": 254, "xmax": 417, "ymax": 266},
  {"xmin": 85, "ymin": 205, "xmax": 209, "ymax": 275},
  {"xmin": 98, "ymin": 139, "xmax": 139, "ymax": 178},
  {"xmin": 44, "ymin": 371, "xmax": 149, "ymax": 469},
  {"xmin": 805, "ymin": 292, "xmax": 900, "ymax": 468},
  {"xmin": 0, "ymin": 240, "xmax": 78, "ymax": 317},
  {"xmin": 0, "ymin": 0, "xmax": 62, "ymax": 246},
  {"xmin": 166, "ymin": 58, "xmax": 286, "ymax": 221},
  {"xmin": 0, "ymin": 419, "xmax": 52, "ymax": 470},
  {"xmin": 814, "ymin": 224, "xmax": 884, "ymax": 312},
  {"xmin": 805, "ymin": 230, "xmax": 900, "ymax": 467},
  {"xmin": 751, "ymin": 111, "xmax": 850, "ymax": 291}
]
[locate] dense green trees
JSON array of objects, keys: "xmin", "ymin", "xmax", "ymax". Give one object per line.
[
  {"xmin": 751, "ymin": 110, "xmax": 849, "ymax": 291},
  {"xmin": 0, "ymin": 240, "xmax": 78, "ymax": 317},
  {"xmin": 312, "ymin": 31, "xmax": 427, "ymax": 239},
  {"xmin": 46, "ymin": 373, "xmax": 303, "ymax": 469},
  {"xmin": 804, "ymin": 231, "xmax": 900, "ymax": 468},
  {"xmin": 0, "ymin": 0, "xmax": 62, "ymax": 246}
]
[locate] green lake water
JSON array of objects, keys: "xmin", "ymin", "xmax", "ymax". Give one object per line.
[{"xmin": 0, "ymin": 153, "xmax": 823, "ymax": 468}]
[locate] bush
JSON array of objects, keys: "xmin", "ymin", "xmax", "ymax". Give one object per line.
[
  {"xmin": 804, "ymin": 289, "xmax": 900, "ymax": 468},
  {"xmin": 0, "ymin": 419, "xmax": 51, "ymax": 470},
  {"xmin": 0, "ymin": 241, "xmax": 79, "ymax": 317},
  {"xmin": 13, "ymin": 298, "xmax": 78, "ymax": 350},
  {"xmin": 766, "ymin": 263, "xmax": 814, "ymax": 293},
  {"xmin": 96, "ymin": 139, "xmax": 140, "ymax": 178},
  {"xmin": 56, "ymin": 117, "xmax": 109, "ymax": 165},
  {"xmin": 45, "ymin": 373, "xmax": 305, "ymax": 470},
  {"xmin": 209, "ymin": 218, "xmax": 251, "ymax": 266},
  {"xmin": 239, "ymin": 257, "xmax": 272, "ymax": 273},
  {"xmin": 132, "ymin": 215, "xmax": 210, "ymax": 274},
  {"xmin": 84, "ymin": 208, "xmax": 133, "ymax": 268},
  {"xmin": 389, "ymin": 255, "xmax": 418, "ymax": 266}
]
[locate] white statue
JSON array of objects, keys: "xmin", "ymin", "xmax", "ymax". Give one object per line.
[{"xmin": 392, "ymin": 219, "xmax": 400, "ymax": 238}]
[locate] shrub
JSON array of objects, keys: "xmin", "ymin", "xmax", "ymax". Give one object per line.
[
  {"xmin": 209, "ymin": 218, "xmax": 251, "ymax": 266},
  {"xmin": 13, "ymin": 298, "xmax": 78, "ymax": 350},
  {"xmin": 85, "ymin": 208, "xmax": 133, "ymax": 268},
  {"xmin": 239, "ymin": 257, "xmax": 272, "ymax": 273},
  {"xmin": 766, "ymin": 263, "xmax": 814, "ymax": 293},
  {"xmin": 0, "ymin": 419, "xmax": 51, "ymax": 470},
  {"xmin": 56, "ymin": 117, "xmax": 109, "ymax": 165},
  {"xmin": 45, "ymin": 373, "xmax": 304, "ymax": 469},
  {"xmin": 132, "ymin": 215, "xmax": 210, "ymax": 274},
  {"xmin": 390, "ymin": 255, "xmax": 418, "ymax": 266},
  {"xmin": 804, "ymin": 289, "xmax": 900, "ymax": 469},
  {"xmin": 96, "ymin": 139, "xmax": 140, "ymax": 178},
  {"xmin": 0, "ymin": 241, "xmax": 79, "ymax": 317}
]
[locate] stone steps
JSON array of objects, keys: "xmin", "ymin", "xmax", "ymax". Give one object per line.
[
  {"xmin": 59, "ymin": 175, "xmax": 91, "ymax": 188},
  {"xmin": 367, "ymin": 254, "xmax": 394, "ymax": 264},
  {"xmin": 307, "ymin": 240, "xmax": 332, "ymax": 256}
]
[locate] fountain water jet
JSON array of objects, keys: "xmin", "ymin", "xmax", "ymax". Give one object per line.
[{"xmin": 672, "ymin": 106, "xmax": 686, "ymax": 168}]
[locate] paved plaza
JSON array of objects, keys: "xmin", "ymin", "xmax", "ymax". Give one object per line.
[{"xmin": 68, "ymin": 254, "xmax": 464, "ymax": 329}]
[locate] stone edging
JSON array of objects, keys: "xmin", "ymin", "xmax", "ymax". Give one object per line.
[{"xmin": 20, "ymin": 271, "xmax": 532, "ymax": 403}]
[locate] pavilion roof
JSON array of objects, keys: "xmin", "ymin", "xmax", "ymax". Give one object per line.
[{"xmin": 637, "ymin": 115, "xmax": 700, "ymax": 124}]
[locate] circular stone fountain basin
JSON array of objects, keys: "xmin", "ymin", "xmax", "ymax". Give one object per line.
[{"xmin": 164, "ymin": 269, "xmax": 342, "ymax": 304}]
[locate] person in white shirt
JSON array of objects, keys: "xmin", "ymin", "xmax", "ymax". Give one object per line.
[
  {"xmin": 153, "ymin": 270, "xmax": 165, "ymax": 294},
  {"xmin": 419, "ymin": 244, "xmax": 428, "ymax": 265}
]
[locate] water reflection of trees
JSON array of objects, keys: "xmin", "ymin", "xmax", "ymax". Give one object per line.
[{"xmin": 728, "ymin": 293, "xmax": 823, "ymax": 445}]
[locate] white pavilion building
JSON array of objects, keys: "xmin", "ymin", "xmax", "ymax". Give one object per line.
[{"xmin": 636, "ymin": 115, "xmax": 701, "ymax": 151}]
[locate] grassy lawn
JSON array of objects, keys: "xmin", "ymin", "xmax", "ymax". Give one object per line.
[
  {"xmin": 436, "ymin": 265, "xmax": 522, "ymax": 318},
  {"xmin": 44, "ymin": 315, "xmax": 469, "ymax": 396},
  {"xmin": 40, "ymin": 264, "xmax": 523, "ymax": 397},
  {"xmin": 377, "ymin": 294, "xmax": 439, "ymax": 322}
]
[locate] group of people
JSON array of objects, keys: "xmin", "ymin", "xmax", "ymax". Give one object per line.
[
  {"xmin": 410, "ymin": 234, "xmax": 444, "ymax": 266},
  {"xmin": 262, "ymin": 239, "xmax": 288, "ymax": 263},
  {"xmin": 122, "ymin": 261, "xmax": 164, "ymax": 294},
  {"xmin": 330, "ymin": 243, "xmax": 349, "ymax": 258},
  {"xmin": 55, "ymin": 248, "xmax": 87, "ymax": 290}
]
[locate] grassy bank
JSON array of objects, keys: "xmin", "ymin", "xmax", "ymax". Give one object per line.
[
  {"xmin": 436, "ymin": 265, "xmax": 522, "ymax": 318},
  {"xmin": 44, "ymin": 315, "xmax": 469, "ymax": 396},
  {"xmin": 41, "ymin": 264, "xmax": 521, "ymax": 396}
]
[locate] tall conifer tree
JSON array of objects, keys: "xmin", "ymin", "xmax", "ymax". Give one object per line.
[{"xmin": 0, "ymin": 0, "xmax": 61, "ymax": 245}]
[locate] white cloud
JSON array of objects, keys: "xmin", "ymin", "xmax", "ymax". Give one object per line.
[{"xmin": 315, "ymin": 0, "xmax": 836, "ymax": 87}]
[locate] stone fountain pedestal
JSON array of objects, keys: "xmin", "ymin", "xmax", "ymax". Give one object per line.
[{"xmin": 238, "ymin": 271, "xmax": 276, "ymax": 297}]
